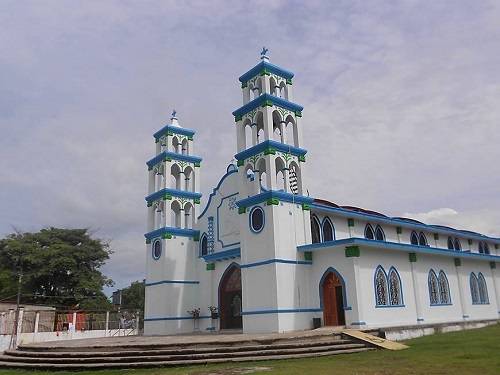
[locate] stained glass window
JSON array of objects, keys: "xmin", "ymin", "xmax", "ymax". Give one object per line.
[
  {"xmin": 411, "ymin": 231, "xmax": 419, "ymax": 245},
  {"xmin": 438, "ymin": 271, "xmax": 451, "ymax": 304},
  {"xmin": 470, "ymin": 273, "xmax": 480, "ymax": 304},
  {"xmin": 311, "ymin": 216, "xmax": 321, "ymax": 244},
  {"xmin": 375, "ymin": 226, "xmax": 385, "ymax": 241},
  {"xmin": 419, "ymin": 232, "xmax": 428, "ymax": 246},
  {"xmin": 388, "ymin": 268, "xmax": 403, "ymax": 306},
  {"xmin": 375, "ymin": 267, "xmax": 388, "ymax": 306},
  {"xmin": 478, "ymin": 273, "xmax": 489, "ymax": 304},
  {"xmin": 365, "ymin": 224, "xmax": 375, "ymax": 240},
  {"xmin": 428, "ymin": 270, "xmax": 439, "ymax": 305},
  {"xmin": 322, "ymin": 218, "xmax": 334, "ymax": 242}
]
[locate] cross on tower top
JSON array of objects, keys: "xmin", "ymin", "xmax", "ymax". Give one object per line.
[
  {"xmin": 170, "ymin": 109, "xmax": 180, "ymax": 127},
  {"xmin": 260, "ymin": 47, "xmax": 269, "ymax": 61}
]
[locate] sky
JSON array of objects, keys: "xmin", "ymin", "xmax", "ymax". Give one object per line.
[{"xmin": 1, "ymin": 0, "xmax": 499, "ymax": 294}]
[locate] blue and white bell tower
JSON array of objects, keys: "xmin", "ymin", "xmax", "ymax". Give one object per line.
[
  {"xmin": 143, "ymin": 111, "xmax": 202, "ymax": 334},
  {"xmin": 233, "ymin": 49, "xmax": 316, "ymax": 332}
]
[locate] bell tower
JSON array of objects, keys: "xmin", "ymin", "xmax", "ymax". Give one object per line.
[
  {"xmin": 234, "ymin": 49, "xmax": 315, "ymax": 333},
  {"xmin": 144, "ymin": 111, "xmax": 202, "ymax": 335}
]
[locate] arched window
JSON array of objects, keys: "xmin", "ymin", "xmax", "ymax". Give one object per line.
[
  {"xmin": 419, "ymin": 232, "xmax": 428, "ymax": 246},
  {"xmin": 375, "ymin": 225, "xmax": 385, "ymax": 241},
  {"xmin": 478, "ymin": 273, "xmax": 489, "ymax": 304},
  {"xmin": 152, "ymin": 239, "xmax": 162, "ymax": 260},
  {"xmin": 388, "ymin": 267, "xmax": 403, "ymax": 306},
  {"xmin": 411, "ymin": 231, "xmax": 419, "ymax": 245},
  {"xmin": 478, "ymin": 242, "xmax": 484, "ymax": 254},
  {"xmin": 438, "ymin": 271, "xmax": 451, "ymax": 304},
  {"xmin": 447, "ymin": 237, "xmax": 454, "ymax": 250},
  {"xmin": 428, "ymin": 270, "xmax": 439, "ymax": 305},
  {"xmin": 470, "ymin": 273, "xmax": 480, "ymax": 304},
  {"xmin": 249, "ymin": 206, "xmax": 265, "ymax": 233},
  {"xmin": 200, "ymin": 234, "xmax": 208, "ymax": 257},
  {"xmin": 374, "ymin": 266, "xmax": 388, "ymax": 306},
  {"xmin": 483, "ymin": 243, "xmax": 490, "ymax": 255},
  {"xmin": 365, "ymin": 224, "xmax": 375, "ymax": 240},
  {"xmin": 311, "ymin": 215, "xmax": 321, "ymax": 244},
  {"xmin": 322, "ymin": 218, "xmax": 335, "ymax": 242},
  {"xmin": 454, "ymin": 238, "xmax": 461, "ymax": 251}
]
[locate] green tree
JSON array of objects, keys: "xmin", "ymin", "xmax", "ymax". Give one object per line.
[
  {"xmin": 120, "ymin": 280, "xmax": 145, "ymax": 312},
  {"xmin": 0, "ymin": 228, "xmax": 114, "ymax": 310}
]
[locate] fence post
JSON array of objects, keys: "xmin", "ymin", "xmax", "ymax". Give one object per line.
[
  {"xmin": 105, "ymin": 311, "xmax": 110, "ymax": 337},
  {"xmin": 34, "ymin": 312, "xmax": 40, "ymax": 334},
  {"xmin": 16, "ymin": 308, "xmax": 25, "ymax": 341},
  {"xmin": 136, "ymin": 311, "xmax": 140, "ymax": 335},
  {"xmin": 72, "ymin": 312, "xmax": 77, "ymax": 333}
]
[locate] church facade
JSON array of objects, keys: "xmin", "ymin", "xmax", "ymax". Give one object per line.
[{"xmin": 143, "ymin": 53, "xmax": 500, "ymax": 335}]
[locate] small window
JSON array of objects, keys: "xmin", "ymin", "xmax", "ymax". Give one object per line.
[
  {"xmin": 322, "ymin": 218, "xmax": 335, "ymax": 242},
  {"xmin": 365, "ymin": 224, "xmax": 375, "ymax": 240},
  {"xmin": 483, "ymin": 243, "xmax": 490, "ymax": 255},
  {"xmin": 311, "ymin": 215, "xmax": 321, "ymax": 244},
  {"xmin": 478, "ymin": 273, "xmax": 489, "ymax": 304},
  {"xmin": 470, "ymin": 273, "xmax": 480, "ymax": 304},
  {"xmin": 388, "ymin": 268, "xmax": 403, "ymax": 306},
  {"xmin": 200, "ymin": 234, "xmax": 208, "ymax": 256},
  {"xmin": 418, "ymin": 232, "xmax": 428, "ymax": 246},
  {"xmin": 374, "ymin": 266, "xmax": 388, "ymax": 306},
  {"xmin": 410, "ymin": 231, "xmax": 419, "ymax": 245},
  {"xmin": 454, "ymin": 238, "xmax": 461, "ymax": 251},
  {"xmin": 250, "ymin": 206, "xmax": 265, "ymax": 233},
  {"xmin": 152, "ymin": 239, "xmax": 162, "ymax": 260},
  {"xmin": 375, "ymin": 225, "xmax": 385, "ymax": 241}
]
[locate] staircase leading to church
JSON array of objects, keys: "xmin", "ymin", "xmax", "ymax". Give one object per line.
[{"xmin": 0, "ymin": 329, "xmax": 381, "ymax": 370}]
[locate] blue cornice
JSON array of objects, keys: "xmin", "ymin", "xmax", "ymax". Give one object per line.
[
  {"xmin": 146, "ymin": 151, "xmax": 202, "ymax": 168},
  {"xmin": 202, "ymin": 247, "xmax": 241, "ymax": 262},
  {"xmin": 232, "ymin": 93, "xmax": 303, "ymax": 118},
  {"xmin": 144, "ymin": 227, "xmax": 199, "ymax": 240},
  {"xmin": 310, "ymin": 202, "xmax": 500, "ymax": 245},
  {"xmin": 297, "ymin": 237, "xmax": 500, "ymax": 262},
  {"xmin": 234, "ymin": 140, "xmax": 307, "ymax": 161},
  {"xmin": 237, "ymin": 191, "xmax": 314, "ymax": 208},
  {"xmin": 153, "ymin": 125, "xmax": 196, "ymax": 140},
  {"xmin": 239, "ymin": 60, "xmax": 294, "ymax": 83},
  {"xmin": 145, "ymin": 188, "xmax": 202, "ymax": 203},
  {"xmin": 198, "ymin": 165, "xmax": 238, "ymax": 219}
]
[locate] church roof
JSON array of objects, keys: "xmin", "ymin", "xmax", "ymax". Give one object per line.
[{"xmin": 239, "ymin": 60, "xmax": 294, "ymax": 83}]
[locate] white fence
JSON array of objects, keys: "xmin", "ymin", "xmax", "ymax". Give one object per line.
[{"xmin": 0, "ymin": 309, "xmax": 139, "ymax": 351}]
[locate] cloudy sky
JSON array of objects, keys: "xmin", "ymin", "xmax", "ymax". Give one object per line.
[{"xmin": 1, "ymin": 0, "xmax": 499, "ymax": 293}]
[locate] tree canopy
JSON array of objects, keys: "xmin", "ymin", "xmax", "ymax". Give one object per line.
[
  {"xmin": 0, "ymin": 228, "xmax": 114, "ymax": 310},
  {"xmin": 120, "ymin": 280, "xmax": 145, "ymax": 312}
]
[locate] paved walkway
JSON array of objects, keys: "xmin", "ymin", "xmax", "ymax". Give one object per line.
[{"xmin": 26, "ymin": 327, "xmax": 345, "ymax": 349}]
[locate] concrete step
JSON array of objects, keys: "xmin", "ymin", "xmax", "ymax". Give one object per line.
[
  {"xmin": 0, "ymin": 343, "xmax": 368, "ymax": 364},
  {"xmin": 6, "ymin": 338, "xmax": 357, "ymax": 358},
  {"xmin": 0, "ymin": 347, "xmax": 375, "ymax": 370}
]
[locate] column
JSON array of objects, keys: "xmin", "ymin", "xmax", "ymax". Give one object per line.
[
  {"xmin": 454, "ymin": 258, "xmax": 469, "ymax": 319},
  {"xmin": 351, "ymin": 255, "xmax": 365, "ymax": 326},
  {"xmin": 279, "ymin": 121, "xmax": 286, "ymax": 144},
  {"xmin": 34, "ymin": 312, "xmax": 40, "ymax": 334},
  {"xmin": 252, "ymin": 124, "xmax": 258, "ymax": 146},
  {"xmin": 409, "ymin": 254, "xmax": 424, "ymax": 323},
  {"xmin": 490, "ymin": 263, "xmax": 500, "ymax": 314},
  {"xmin": 105, "ymin": 311, "xmax": 110, "ymax": 336}
]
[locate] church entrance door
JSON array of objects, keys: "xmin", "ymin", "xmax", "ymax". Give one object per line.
[
  {"xmin": 219, "ymin": 264, "xmax": 243, "ymax": 330},
  {"xmin": 322, "ymin": 271, "xmax": 346, "ymax": 326}
]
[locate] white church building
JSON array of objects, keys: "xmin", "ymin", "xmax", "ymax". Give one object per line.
[{"xmin": 143, "ymin": 51, "xmax": 500, "ymax": 335}]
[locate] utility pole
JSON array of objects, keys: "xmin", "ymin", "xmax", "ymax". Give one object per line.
[{"xmin": 9, "ymin": 262, "xmax": 22, "ymax": 349}]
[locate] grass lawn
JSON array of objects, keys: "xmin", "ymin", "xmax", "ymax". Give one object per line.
[{"xmin": 1, "ymin": 323, "xmax": 499, "ymax": 375}]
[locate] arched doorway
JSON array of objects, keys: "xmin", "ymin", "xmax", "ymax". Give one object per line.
[
  {"xmin": 321, "ymin": 270, "xmax": 346, "ymax": 326},
  {"xmin": 219, "ymin": 264, "xmax": 242, "ymax": 330}
]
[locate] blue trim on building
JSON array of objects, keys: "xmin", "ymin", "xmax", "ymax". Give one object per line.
[
  {"xmin": 145, "ymin": 280, "xmax": 200, "ymax": 286},
  {"xmin": 232, "ymin": 93, "xmax": 303, "ymax": 118},
  {"xmin": 350, "ymin": 321, "xmax": 367, "ymax": 326},
  {"xmin": 239, "ymin": 60, "xmax": 294, "ymax": 83},
  {"xmin": 144, "ymin": 227, "xmax": 199, "ymax": 240},
  {"xmin": 145, "ymin": 188, "xmax": 202, "ymax": 203},
  {"xmin": 144, "ymin": 316, "xmax": 210, "ymax": 321},
  {"xmin": 153, "ymin": 125, "xmax": 196, "ymax": 140},
  {"xmin": 234, "ymin": 140, "xmax": 307, "ymax": 162},
  {"xmin": 146, "ymin": 151, "xmax": 202, "ymax": 169},
  {"xmin": 237, "ymin": 190, "xmax": 314, "ymax": 209},
  {"xmin": 297, "ymin": 237, "xmax": 500, "ymax": 262},
  {"xmin": 198, "ymin": 166, "xmax": 238, "ymax": 219},
  {"xmin": 241, "ymin": 258, "xmax": 312, "ymax": 269},
  {"xmin": 202, "ymin": 247, "xmax": 241, "ymax": 262},
  {"xmin": 310, "ymin": 202, "xmax": 500, "ymax": 244},
  {"xmin": 241, "ymin": 308, "xmax": 322, "ymax": 316}
]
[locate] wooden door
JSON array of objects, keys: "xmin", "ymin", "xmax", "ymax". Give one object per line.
[{"xmin": 322, "ymin": 272, "xmax": 345, "ymax": 326}]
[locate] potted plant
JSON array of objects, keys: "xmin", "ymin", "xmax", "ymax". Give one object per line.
[
  {"xmin": 208, "ymin": 306, "xmax": 218, "ymax": 320},
  {"xmin": 187, "ymin": 308, "xmax": 201, "ymax": 331}
]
